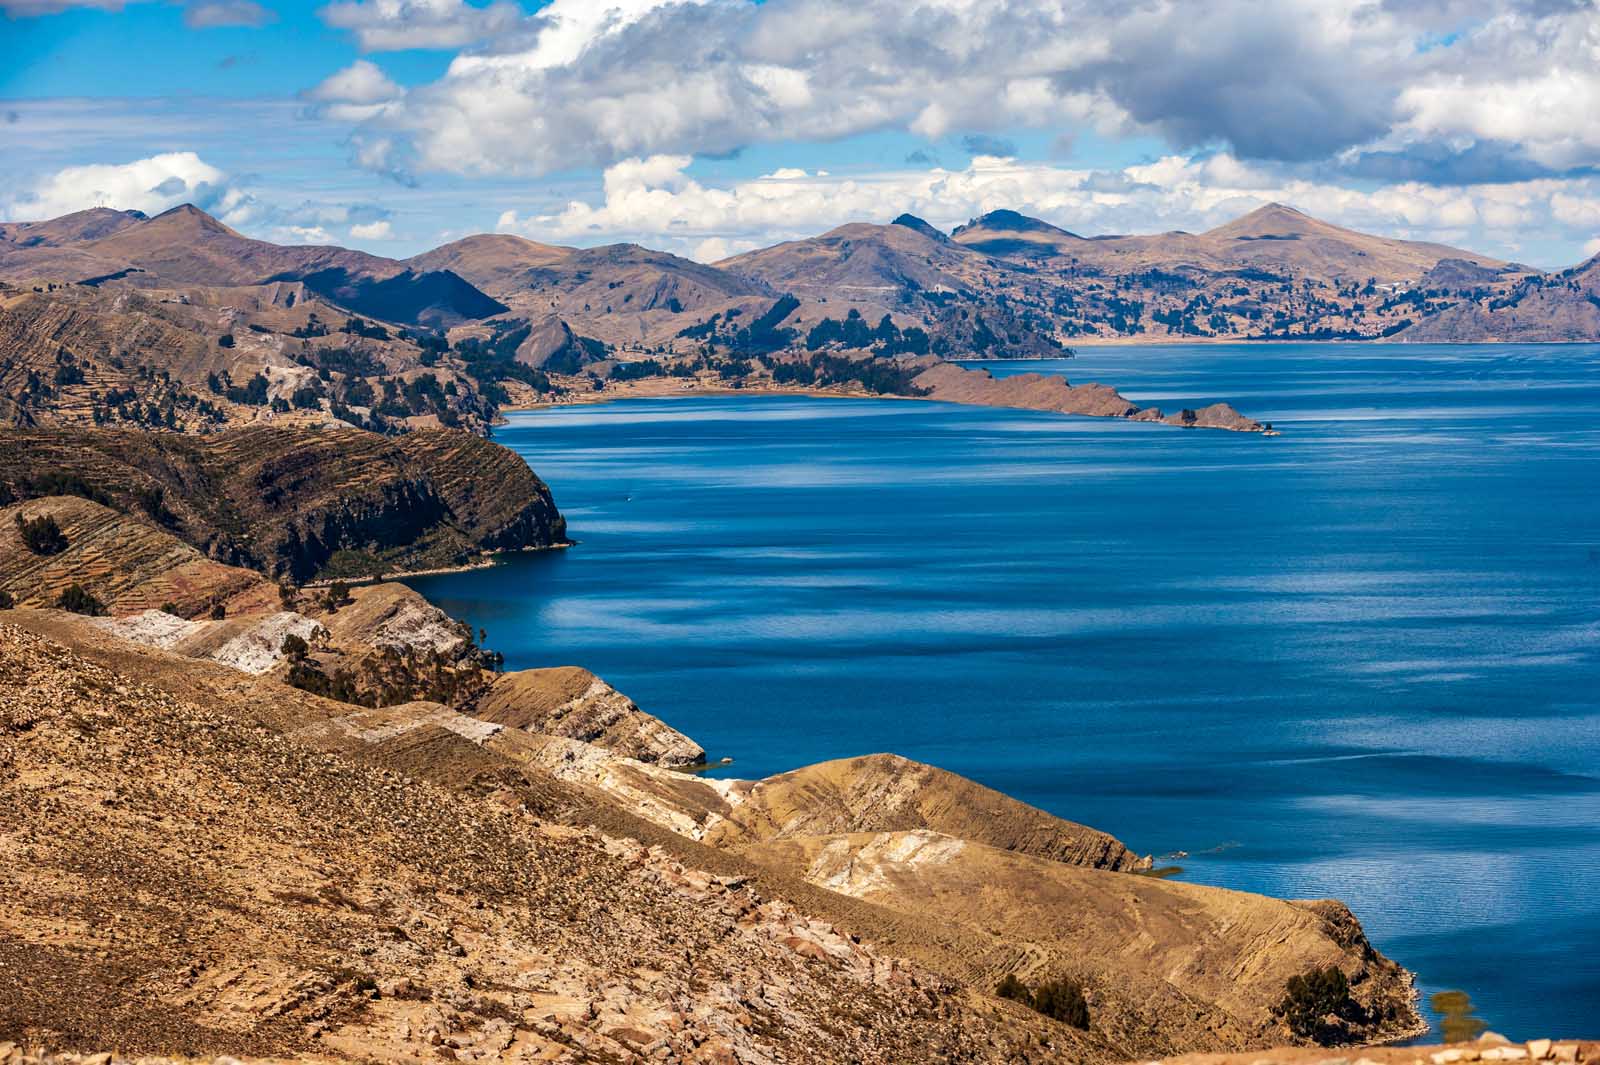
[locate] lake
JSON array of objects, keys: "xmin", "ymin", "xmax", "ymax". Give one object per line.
[{"xmin": 406, "ymin": 343, "xmax": 1600, "ymax": 1039}]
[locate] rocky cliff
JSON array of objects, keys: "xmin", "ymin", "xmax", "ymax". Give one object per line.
[
  {"xmin": 479, "ymin": 666, "xmax": 707, "ymax": 767},
  {"xmin": 0, "ymin": 425, "xmax": 567, "ymax": 581}
]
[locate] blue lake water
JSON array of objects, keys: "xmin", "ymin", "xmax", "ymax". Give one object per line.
[{"xmin": 407, "ymin": 343, "xmax": 1600, "ymax": 1039}]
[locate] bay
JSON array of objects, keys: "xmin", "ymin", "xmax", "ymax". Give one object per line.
[{"xmin": 407, "ymin": 343, "xmax": 1600, "ymax": 1039}]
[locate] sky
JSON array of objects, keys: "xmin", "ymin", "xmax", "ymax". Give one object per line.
[{"xmin": 4, "ymin": 0, "xmax": 1600, "ymax": 268}]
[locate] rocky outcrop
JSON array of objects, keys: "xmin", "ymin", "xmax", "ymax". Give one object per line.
[
  {"xmin": 479, "ymin": 665, "xmax": 706, "ymax": 766},
  {"xmin": 1161, "ymin": 401, "xmax": 1265, "ymax": 431},
  {"xmin": 911, "ymin": 361, "xmax": 1266, "ymax": 432},
  {"xmin": 706, "ymin": 753, "xmax": 1148, "ymax": 870},
  {"xmin": 0, "ymin": 425, "xmax": 567, "ymax": 581},
  {"xmin": 92, "ymin": 608, "xmax": 327, "ymax": 675}
]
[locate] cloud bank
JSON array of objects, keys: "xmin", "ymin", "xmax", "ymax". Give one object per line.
[
  {"xmin": 498, "ymin": 152, "xmax": 1600, "ymax": 265},
  {"xmin": 320, "ymin": 0, "xmax": 1600, "ymax": 185}
]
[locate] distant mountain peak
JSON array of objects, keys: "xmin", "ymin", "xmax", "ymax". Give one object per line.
[
  {"xmin": 890, "ymin": 213, "xmax": 951, "ymax": 243},
  {"xmin": 1207, "ymin": 202, "xmax": 1330, "ymax": 240},
  {"xmin": 952, "ymin": 209, "xmax": 1082, "ymax": 240},
  {"xmin": 147, "ymin": 203, "xmax": 238, "ymax": 235}
]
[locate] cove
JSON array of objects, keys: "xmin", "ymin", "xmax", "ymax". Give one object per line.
[{"xmin": 406, "ymin": 342, "xmax": 1600, "ymax": 1039}]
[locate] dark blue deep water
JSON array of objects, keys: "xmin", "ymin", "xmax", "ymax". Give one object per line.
[{"xmin": 408, "ymin": 343, "xmax": 1600, "ymax": 1039}]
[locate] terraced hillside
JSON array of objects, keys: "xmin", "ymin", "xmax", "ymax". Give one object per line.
[
  {"xmin": 0, "ymin": 496, "xmax": 269, "ymax": 617},
  {"xmin": 0, "ymin": 425, "xmax": 567, "ymax": 581}
]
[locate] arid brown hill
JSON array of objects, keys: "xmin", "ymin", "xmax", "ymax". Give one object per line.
[
  {"xmin": 0, "ymin": 205, "xmax": 504, "ymax": 328},
  {"xmin": 0, "ymin": 425, "xmax": 566, "ymax": 582},
  {"xmin": 1398, "ymin": 252, "xmax": 1600, "ymax": 341},
  {"xmin": 0, "ymin": 611, "xmax": 1426, "ymax": 1062}
]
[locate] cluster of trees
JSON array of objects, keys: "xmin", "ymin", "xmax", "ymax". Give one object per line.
[
  {"xmin": 676, "ymin": 295, "xmax": 802, "ymax": 357},
  {"xmin": 767, "ymin": 351, "xmax": 929, "ymax": 395},
  {"xmin": 994, "ymin": 974, "xmax": 1090, "ymax": 1029},
  {"xmin": 804, "ymin": 308, "xmax": 931, "ymax": 355},
  {"xmin": 16, "ymin": 512, "xmax": 68, "ymax": 555},
  {"xmin": 1274, "ymin": 966, "xmax": 1363, "ymax": 1043}
]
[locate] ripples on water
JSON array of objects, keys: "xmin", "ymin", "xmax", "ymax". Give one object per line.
[{"xmin": 408, "ymin": 343, "xmax": 1600, "ymax": 1038}]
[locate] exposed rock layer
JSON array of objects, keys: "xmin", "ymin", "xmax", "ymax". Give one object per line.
[{"xmin": 0, "ymin": 426, "xmax": 567, "ymax": 581}]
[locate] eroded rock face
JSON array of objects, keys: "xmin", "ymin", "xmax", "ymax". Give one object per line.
[
  {"xmin": 706, "ymin": 753, "xmax": 1149, "ymax": 871},
  {"xmin": 0, "ymin": 425, "xmax": 568, "ymax": 583},
  {"xmin": 478, "ymin": 665, "xmax": 706, "ymax": 767},
  {"xmin": 93, "ymin": 609, "xmax": 326, "ymax": 675}
]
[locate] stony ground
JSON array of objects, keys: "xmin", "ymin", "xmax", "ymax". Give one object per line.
[{"xmin": 0, "ymin": 622, "xmax": 1100, "ymax": 1064}]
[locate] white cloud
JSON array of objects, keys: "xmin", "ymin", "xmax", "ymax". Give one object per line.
[
  {"xmin": 184, "ymin": 0, "xmax": 273, "ymax": 28},
  {"xmin": 0, "ymin": 0, "xmax": 146, "ymax": 16},
  {"xmin": 4, "ymin": 152, "xmax": 254, "ymax": 224},
  {"xmin": 281, "ymin": 225, "xmax": 335, "ymax": 244},
  {"xmin": 349, "ymin": 219, "xmax": 394, "ymax": 240},
  {"xmin": 496, "ymin": 151, "xmax": 1600, "ymax": 268},
  {"xmin": 304, "ymin": 60, "xmax": 405, "ymax": 122},
  {"xmin": 317, "ymin": 0, "xmax": 521, "ymax": 52},
  {"xmin": 309, "ymin": 0, "xmax": 1600, "ymax": 199}
]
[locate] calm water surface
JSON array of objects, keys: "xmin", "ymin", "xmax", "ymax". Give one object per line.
[{"xmin": 408, "ymin": 343, "xmax": 1600, "ymax": 1038}]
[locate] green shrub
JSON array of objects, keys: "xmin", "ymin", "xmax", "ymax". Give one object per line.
[
  {"xmin": 320, "ymin": 580, "xmax": 352, "ymax": 613},
  {"xmin": 17, "ymin": 513, "xmax": 68, "ymax": 556},
  {"xmin": 1276, "ymin": 966, "xmax": 1358, "ymax": 1041},
  {"xmin": 1032, "ymin": 979, "xmax": 1090, "ymax": 1029},
  {"xmin": 0, "ymin": 589, "xmax": 14, "ymax": 610},
  {"xmin": 56, "ymin": 584, "xmax": 105, "ymax": 616},
  {"xmin": 995, "ymin": 974, "xmax": 1031, "ymax": 1004},
  {"xmin": 210, "ymin": 600, "xmax": 226, "ymax": 620},
  {"xmin": 994, "ymin": 974, "xmax": 1089, "ymax": 1030},
  {"xmin": 280, "ymin": 632, "xmax": 309, "ymax": 661},
  {"xmin": 160, "ymin": 602, "xmax": 181, "ymax": 616}
]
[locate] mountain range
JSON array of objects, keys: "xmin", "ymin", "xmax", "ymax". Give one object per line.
[{"xmin": 4, "ymin": 200, "xmax": 1598, "ymax": 439}]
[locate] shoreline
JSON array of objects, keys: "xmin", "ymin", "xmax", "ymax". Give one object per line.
[
  {"xmin": 500, "ymin": 378, "xmax": 1272, "ymax": 435},
  {"xmin": 303, "ymin": 541, "xmax": 576, "ymax": 588}
]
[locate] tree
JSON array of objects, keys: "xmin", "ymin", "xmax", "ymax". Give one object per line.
[
  {"xmin": 17, "ymin": 513, "xmax": 68, "ymax": 556},
  {"xmin": 160, "ymin": 602, "xmax": 181, "ymax": 616},
  {"xmin": 0, "ymin": 589, "xmax": 14, "ymax": 610},
  {"xmin": 320, "ymin": 581, "xmax": 352, "ymax": 613},
  {"xmin": 1276, "ymin": 966, "xmax": 1358, "ymax": 1041},
  {"xmin": 993, "ymin": 974, "xmax": 1089, "ymax": 1030},
  {"xmin": 210, "ymin": 600, "xmax": 227, "ymax": 619},
  {"xmin": 995, "ymin": 974, "xmax": 1031, "ymax": 1004},
  {"xmin": 1032, "ymin": 979, "xmax": 1090, "ymax": 1029},
  {"xmin": 280, "ymin": 632, "xmax": 310, "ymax": 661},
  {"xmin": 56, "ymin": 584, "xmax": 105, "ymax": 616}
]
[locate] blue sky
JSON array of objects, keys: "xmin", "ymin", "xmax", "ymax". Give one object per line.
[{"xmin": 5, "ymin": 0, "xmax": 1600, "ymax": 267}]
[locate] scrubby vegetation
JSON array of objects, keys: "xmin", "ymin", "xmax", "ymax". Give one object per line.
[
  {"xmin": 993, "ymin": 974, "xmax": 1089, "ymax": 1029},
  {"xmin": 56, "ymin": 583, "xmax": 105, "ymax": 616},
  {"xmin": 17, "ymin": 513, "xmax": 68, "ymax": 556},
  {"xmin": 1275, "ymin": 965, "xmax": 1360, "ymax": 1042}
]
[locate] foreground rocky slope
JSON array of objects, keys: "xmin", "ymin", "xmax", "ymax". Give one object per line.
[
  {"xmin": 0, "ymin": 621, "xmax": 1071, "ymax": 1063},
  {"xmin": 0, "ymin": 426, "xmax": 567, "ymax": 581},
  {"xmin": 1, "ymin": 610, "xmax": 1426, "ymax": 1061}
]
